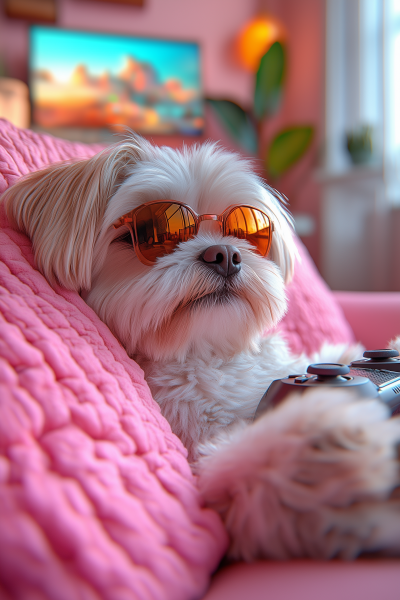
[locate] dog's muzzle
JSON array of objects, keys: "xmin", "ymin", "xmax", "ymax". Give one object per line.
[{"xmin": 199, "ymin": 244, "xmax": 242, "ymax": 278}]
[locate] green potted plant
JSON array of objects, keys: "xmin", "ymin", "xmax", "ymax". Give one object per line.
[{"xmin": 208, "ymin": 41, "xmax": 314, "ymax": 181}]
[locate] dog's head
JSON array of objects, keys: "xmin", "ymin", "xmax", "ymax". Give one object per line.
[{"xmin": 3, "ymin": 136, "xmax": 297, "ymax": 361}]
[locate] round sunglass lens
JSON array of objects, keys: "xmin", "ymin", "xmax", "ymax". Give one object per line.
[
  {"xmin": 225, "ymin": 207, "xmax": 272, "ymax": 256},
  {"xmin": 135, "ymin": 203, "xmax": 196, "ymax": 263}
]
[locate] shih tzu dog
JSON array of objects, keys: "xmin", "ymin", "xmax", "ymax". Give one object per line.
[{"xmin": 3, "ymin": 135, "xmax": 400, "ymax": 561}]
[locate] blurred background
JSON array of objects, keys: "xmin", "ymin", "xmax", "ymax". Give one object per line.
[{"xmin": 0, "ymin": 0, "xmax": 399, "ymax": 293}]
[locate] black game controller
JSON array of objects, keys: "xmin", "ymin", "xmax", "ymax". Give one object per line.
[
  {"xmin": 350, "ymin": 348, "xmax": 400, "ymax": 372},
  {"xmin": 254, "ymin": 362, "xmax": 400, "ymax": 420}
]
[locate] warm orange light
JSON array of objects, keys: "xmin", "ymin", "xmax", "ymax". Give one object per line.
[{"xmin": 236, "ymin": 15, "xmax": 286, "ymax": 72}]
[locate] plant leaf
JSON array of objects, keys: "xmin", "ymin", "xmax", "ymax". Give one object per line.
[
  {"xmin": 266, "ymin": 126, "xmax": 314, "ymax": 178},
  {"xmin": 207, "ymin": 98, "xmax": 258, "ymax": 155},
  {"xmin": 254, "ymin": 42, "xmax": 285, "ymax": 121}
]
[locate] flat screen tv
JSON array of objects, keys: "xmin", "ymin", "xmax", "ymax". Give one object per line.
[{"xmin": 29, "ymin": 26, "xmax": 203, "ymax": 135}]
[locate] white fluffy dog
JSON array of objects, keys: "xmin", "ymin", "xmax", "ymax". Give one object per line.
[{"xmin": 3, "ymin": 136, "xmax": 400, "ymax": 560}]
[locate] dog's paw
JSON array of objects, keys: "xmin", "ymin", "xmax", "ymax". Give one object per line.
[
  {"xmin": 296, "ymin": 496, "xmax": 400, "ymax": 559},
  {"xmin": 197, "ymin": 388, "xmax": 400, "ymax": 560}
]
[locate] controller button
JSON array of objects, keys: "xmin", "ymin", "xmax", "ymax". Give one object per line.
[
  {"xmin": 294, "ymin": 377, "xmax": 309, "ymax": 383},
  {"xmin": 363, "ymin": 349, "xmax": 399, "ymax": 359},
  {"xmin": 307, "ymin": 363, "xmax": 350, "ymax": 377},
  {"xmin": 288, "ymin": 374, "xmax": 303, "ymax": 378}
]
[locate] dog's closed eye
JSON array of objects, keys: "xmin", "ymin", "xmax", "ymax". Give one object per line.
[{"xmin": 115, "ymin": 231, "xmax": 134, "ymax": 246}]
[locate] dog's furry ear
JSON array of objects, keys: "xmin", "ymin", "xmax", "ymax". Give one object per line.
[
  {"xmin": 2, "ymin": 141, "xmax": 143, "ymax": 290},
  {"xmin": 261, "ymin": 188, "xmax": 298, "ymax": 285},
  {"xmin": 268, "ymin": 215, "xmax": 298, "ymax": 285}
]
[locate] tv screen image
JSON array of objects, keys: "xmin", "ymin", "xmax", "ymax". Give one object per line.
[{"xmin": 30, "ymin": 26, "xmax": 203, "ymax": 135}]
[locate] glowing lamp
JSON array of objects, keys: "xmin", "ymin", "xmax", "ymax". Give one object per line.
[{"xmin": 236, "ymin": 15, "xmax": 286, "ymax": 72}]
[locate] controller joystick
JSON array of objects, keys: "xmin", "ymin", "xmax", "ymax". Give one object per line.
[
  {"xmin": 363, "ymin": 349, "xmax": 399, "ymax": 359},
  {"xmin": 351, "ymin": 349, "xmax": 400, "ymax": 372},
  {"xmin": 255, "ymin": 361, "xmax": 400, "ymax": 421},
  {"xmin": 307, "ymin": 363, "xmax": 350, "ymax": 379}
]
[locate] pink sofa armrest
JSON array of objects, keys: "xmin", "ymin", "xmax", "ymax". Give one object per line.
[
  {"xmin": 203, "ymin": 559, "xmax": 400, "ymax": 600},
  {"xmin": 333, "ymin": 291, "xmax": 400, "ymax": 349}
]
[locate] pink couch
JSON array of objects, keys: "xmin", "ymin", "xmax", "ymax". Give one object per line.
[
  {"xmin": 334, "ymin": 291, "xmax": 400, "ymax": 350},
  {"xmin": 1, "ymin": 119, "xmax": 400, "ymax": 600},
  {"xmin": 204, "ymin": 557, "xmax": 400, "ymax": 600}
]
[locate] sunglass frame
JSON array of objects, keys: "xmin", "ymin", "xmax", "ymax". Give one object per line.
[{"xmin": 113, "ymin": 200, "xmax": 274, "ymax": 266}]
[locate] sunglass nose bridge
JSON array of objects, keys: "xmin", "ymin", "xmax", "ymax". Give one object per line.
[
  {"xmin": 198, "ymin": 216, "xmax": 223, "ymax": 235},
  {"xmin": 198, "ymin": 214, "xmax": 222, "ymax": 223}
]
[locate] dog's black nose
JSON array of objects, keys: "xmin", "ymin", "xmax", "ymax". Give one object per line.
[{"xmin": 200, "ymin": 245, "xmax": 242, "ymax": 277}]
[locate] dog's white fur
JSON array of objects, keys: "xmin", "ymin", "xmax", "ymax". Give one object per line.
[{"xmin": 3, "ymin": 135, "xmax": 400, "ymax": 560}]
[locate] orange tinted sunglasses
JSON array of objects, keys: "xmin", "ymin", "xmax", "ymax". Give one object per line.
[{"xmin": 113, "ymin": 200, "xmax": 274, "ymax": 266}]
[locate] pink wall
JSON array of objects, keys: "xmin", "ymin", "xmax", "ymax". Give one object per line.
[{"xmin": 0, "ymin": 0, "xmax": 326, "ymax": 267}]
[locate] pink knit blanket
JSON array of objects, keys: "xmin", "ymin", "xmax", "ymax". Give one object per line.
[{"xmin": 0, "ymin": 121, "xmax": 227, "ymax": 600}]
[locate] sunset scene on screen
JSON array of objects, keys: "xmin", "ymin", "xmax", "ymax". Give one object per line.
[{"xmin": 30, "ymin": 26, "xmax": 203, "ymax": 135}]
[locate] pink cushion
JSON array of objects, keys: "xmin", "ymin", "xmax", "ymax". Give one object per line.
[
  {"xmin": 0, "ymin": 119, "xmax": 227, "ymax": 600},
  {"xmin": 277, "ymin": 240, "xmax": 355, "ymax": 354}
]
